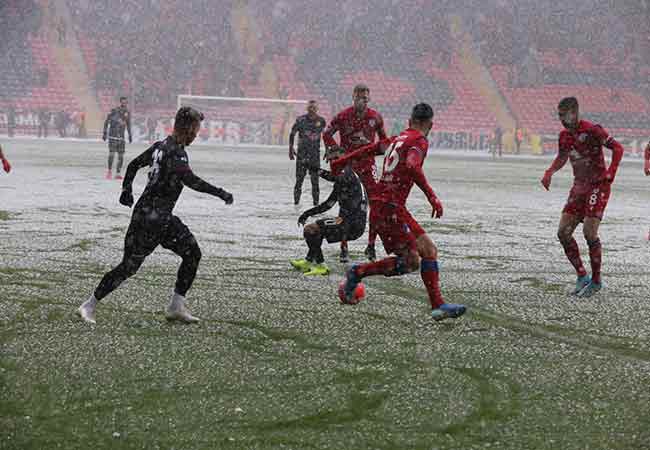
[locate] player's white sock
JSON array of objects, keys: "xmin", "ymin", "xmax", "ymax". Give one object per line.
[
  {"xmin": 78, "ymin": 294, "xmax": 97, "ymax": 324},
  {"xmin": 166, "ymin": 291, "xmax": 200, "ymax": 323}
]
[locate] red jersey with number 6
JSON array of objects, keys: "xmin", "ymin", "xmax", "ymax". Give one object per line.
[{"xmin": 374, "ymin": 128, "xmax": 429, "ymax": 206}]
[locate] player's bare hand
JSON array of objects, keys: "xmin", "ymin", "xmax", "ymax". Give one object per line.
[
  {"xmin": 289, "ymin": 148, "xmax": 295, "ymax": 160},
  {"xmin": 541, "ymin": 172, "xmax": 552, "ymax": 191},
  {"xmin": 431, "ymin": 198, "xmax": 443, "ymax": 219},
  {"xmin": 1, "ymin": 158, "xmax": 11, "ymax": 173},
  {"xmin": 119, "ymin": 189, "xmax": 134, "ymax": 207}
]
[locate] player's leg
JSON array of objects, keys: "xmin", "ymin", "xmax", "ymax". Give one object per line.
[
  {"xmin": 416, "ymin": 233, "xmax": 466, "ymax": 320},
  {"xmin": 107, "ymin": 143, "xmax": 115, "ymax": 179},
  {"xmin": 365, "ymin": 221, "xmax": 377, "ymax": 261},
  {"xmin": 115, "ymin": 143, "xmax": 125, "ymax": 179},
  {"xmin": 303, "ymin": 221, "xmax": 331, "ymax": 275},
  {"xmin": 339, "ymin": 240, "xmax": 349, "ymax": 263},
  {"xmin": 308, "ymin": 166, "xmax": 320, "ymax": 206},
  {"xmin": 77, "ymin": 222, "xmax": 150, "ymax": 323},
  {"xmin": 161, "ymin": 217, "xmax": 202, "ymax": 323},
  {"xmin": 294, "ymin": 159, "xmax": 307, "ymax": 205},
  {"xmin": 291, "ymin": 222, "xmax": 321, "ymax": 272},
  {"xmin": 557, "ymin": 211, "xmax": 590, "ymax": 294},
  {"xmin": 578, "ymin": 183, "xmax": 611, "ymax": 297},
  {"xmin": 357, "ymin": 171, "xmax": 379, "ymax": 260}
]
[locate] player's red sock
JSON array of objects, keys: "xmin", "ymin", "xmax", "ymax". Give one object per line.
[
  {"xmin": 421, "ymin": 258, "xmax": 444, "ymax": 308},
  {"xmin": 356, "ymin": 257, "xmax": 404, "ymax": 278},
  {"xmin": 587, "ymin": 238, "xmax": 602, "ymax": 284},
  {"xmin": 561, "ymin": 238, "xmax": 587, "ymax": 277}
]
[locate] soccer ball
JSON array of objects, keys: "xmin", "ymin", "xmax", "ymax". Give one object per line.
[{"xmin": 338, "ymin": 280, "xmax": 366, "ymax": 305}]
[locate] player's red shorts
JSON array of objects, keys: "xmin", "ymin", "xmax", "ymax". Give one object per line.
[
  {"xmin": 369, "ymin": 201, "xmax": 426, "ymax": 255},
  {"xmin": 562, "ymin": 181, "xmax": 611, "ymax": 220}
]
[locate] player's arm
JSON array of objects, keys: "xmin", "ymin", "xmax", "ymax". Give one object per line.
[
  {"xmin": 329, "ymin": 138, "xmax": 393, "ymax": 175},
  {"xmin": 590, "ymin": 126, "xmax": 623, "ymax": 183},
  {"xmin": 318, "ymin": 168, "xmax": 337, "ymax": 182},
  {"xmin": 644, "ymin": 141, "xmax": 650, "ymax": 176},
  {"xmin": 376, "ymin": 113, "xmax": 388, "ymax": 140},
  {"xmin": 119, "ymin": 145, "xmax": 156, "ymax": 206},
  {"xmin": 102, "ymin": 112, "xmax": 111, "ymax": 141},
  {"xmin": 298, "ymin": 188, "xmax": 338, "ymax": 225},
  {"xmin": 322, "ymin": 115, "xmax": 341, "ymax": 150},
  {"xmin": 0, "ymin": 144, "xmax": 11, "ymax": 173},
  {"xmin": 540, "ymin": 138, "xmax": 570, "ymax": 190},
  {"xmin": 406, "ymin": 147, "xmax": 443, "ymax": 219},
  {"xmin": 126, "ymin": 111, "xmax": 132, "ymax": 143},
  {"xmin": 288, "ymin": 119, "xmax": 299, "ymax": 160},
  {"xmin": 179, "ymin": 170, "xmax": 233, "ymax": 204}
]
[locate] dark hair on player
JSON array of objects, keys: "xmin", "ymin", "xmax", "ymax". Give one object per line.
[
  {"xmin": 119, "ymin": 96, "xmax": 127, "ymax": 101},
  {"xmin": 353, "ymin": 84, "xmax": 370, "ymax": 95},
  {"xmin": 174, "ymin": 106, "xmax": 204, "ymax": 131},
  {"xmin": 558, "ymin": 97, "xmax": 579, "ymax": 110},
  {"xmin": 411, "ymin": 103, "xmax": 434, "ymax": 122},
  {"xmin": 308, "ymin": 99, "xmax": 317, "ymax": 104}
]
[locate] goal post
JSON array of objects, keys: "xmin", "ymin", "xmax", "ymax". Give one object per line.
[{"xmin": 176, "ymin": 95, "xmax": 309, "ymax": 148}]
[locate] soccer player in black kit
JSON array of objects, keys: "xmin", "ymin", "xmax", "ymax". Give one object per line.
[
  {"xmin": 78, "ymin": 107, "xmax": 234, "ymax": 324},
  {"xmin": 103, "ymin": 96, "xmax": 133, "ymax": 180},
  {"xmin": 289, "ymin": 100, "xmax": 326, "ymax": 205},
  {"xmin": 290, "ymin": 146, "xmax": 368, "ymax": 275}
]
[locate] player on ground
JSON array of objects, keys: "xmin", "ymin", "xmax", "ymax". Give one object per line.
[
  {"xmin": 540, "ymin": 97, "xmax": 624, "ymax": 297},
  {"xmin": 0, "ymin": 144, "xmax": 11, "ymax": 173},
  {"xmin": 323, "ymin": 84, "xmax": 386, "ymax": 262},
  {"xmin": 103, "ymin": 96, "xmax": 133, "ymax": 180},
  {"xmin": 77, "ymin": 107, "xmax": 234, "ymax": 324},
  {"xmin": 290, "ymin": 146, "xmax": 368, "ymax": 275},
  {"xmin": 289, "ymin": 100, "xmax": 327, "ymax": 206},
  {"xmin": 333, "ymin": 103, "xmax": 466, "ymax": 321}
]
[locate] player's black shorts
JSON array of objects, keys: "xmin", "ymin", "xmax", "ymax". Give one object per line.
[
  {"xmin": 108, "ymin": 140, "xmax": 126, "ymax": 153},
  {"xmin": 316, "ymin": 215, "xmax": 366, "ymax": 244},
  {"xmin": 124, "ymin": 208, "xmax": 196, "ymax": 259}
]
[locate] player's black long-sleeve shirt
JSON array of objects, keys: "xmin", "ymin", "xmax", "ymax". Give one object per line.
[
  {"xmin": 103, "ymin": 106, "xmax": 132, "ymax": 141},
  {"xmin": 303, "ymin": 165, "xmax": 367, "ymax": 225},
  {"xmin": 122, "ymin": 136, "xmax": 228, "ymax": 214}
]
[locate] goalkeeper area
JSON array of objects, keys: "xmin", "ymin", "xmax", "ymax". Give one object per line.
[{"xmin": 2, "ymin": 139, "xmax": 650, "ymax": 449}]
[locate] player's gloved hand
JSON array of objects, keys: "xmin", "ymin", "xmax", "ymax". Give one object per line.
[
  {"xmin": 289, "ymin": 147, "xmax": 295, "ymax": 161},
  {"xmin": 298, "ymin": 213, "xmax": 308, "ymax": 226},
  {"xmin": 541, "ymin": 171, "xmax": 552, "ymax": 191},
  {"xmin": 219, "ymin": 190, "xmax": 234, "ymax": 205},
  {"xmin": 129, "ymin": 136, "xmax": 132, "ymax": 144},
  {"xmin": 1, "ymin": 158, "xmax": 11, "ymax": 173},
  {"xmin": 102, "ymin": 134, "xmax": 107, "ymax": 142},
  {"xmin": 431, "ymin": 197, "xmax": 443, "ymax": 219},
  {"xmin": 119, "ymin": 189, "xmax": 134, "ymax": 207}
]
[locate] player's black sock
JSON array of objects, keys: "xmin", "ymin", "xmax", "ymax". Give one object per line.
[
  {"xmin": 175, "ymin": 244, "xmax": 201, "ymax": 296},
  {"xmin": 305, "ymin": 232, "xmax": 324, "ymax": 264},
  {"xmin": 108, "ymin": 152, "xmax": 114, "ymax": 171},
  {"xmin": 94, "ymin": 256, "xmax": 144, "ymax": 300},
  {"xmin": 116, "ymin": 153, "xmax": 124, "ymax": 174}
]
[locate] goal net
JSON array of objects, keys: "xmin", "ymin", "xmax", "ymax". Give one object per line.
[{"xmin": 177, "ymin": 95, "xmax": 309, "ymax": 148}]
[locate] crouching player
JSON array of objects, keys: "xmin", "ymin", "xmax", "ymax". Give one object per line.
[
  {"xmin": 290, "ymin": 146, "xmax": 368, "ymax": 275},
  {"xmin": 332, "ymin": 103, "xmax": 466, "ymax": 321},
  {"xmin": 77, "ymin": 107, "xmax": 234, "ymax": 324}
]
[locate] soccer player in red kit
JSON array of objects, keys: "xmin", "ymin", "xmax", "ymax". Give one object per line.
[
  {"xmin": 333, "ymin": 103, "xmax": 466, "ymax": 321},
  {"xmin": 0, "ymin": 144, "xmax": 11, "ymax": 173},
  {"xmin": 323, "ymin": 84, "xmax": 387, "ymax": 262},
  {"xmin": 644, "ymin": 141, "xmax": 650, "ymax": 239},
  {"xmin": 541, "ymin": 97, "xmax": 624, "ymax": 297}
]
